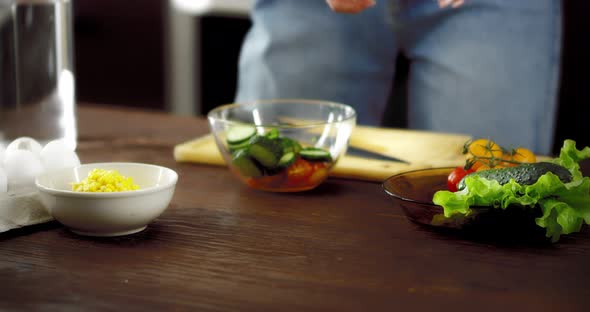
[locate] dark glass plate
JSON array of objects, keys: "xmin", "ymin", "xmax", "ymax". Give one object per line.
[{"xmin": 382, "ymin": 167, "xmax": 545, "ymax": 239}]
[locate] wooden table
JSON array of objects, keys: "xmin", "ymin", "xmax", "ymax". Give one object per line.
[{"xmin": 1, "ymin": 104, "xmax": 589, "ymax": 311}]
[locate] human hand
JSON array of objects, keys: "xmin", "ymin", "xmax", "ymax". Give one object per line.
[
  {"xmin": 325, "ymin": 0, "xmax": 376, "ymax": 14},
  {"xmin": 438, "ymin": 0, "xmax": 465, "ymax": 8}
]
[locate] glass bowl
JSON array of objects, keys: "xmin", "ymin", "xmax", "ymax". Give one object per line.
[
  {"xmin": 207, "ymin": 99, "xmax": 356, "ymax": 192},
  {"xmin": 382, "ymin": 167, "xmax": 461, "ymax": 228},
  {"xmin": 382, "ymin": 167, "xmax": 545, "ymax": 237}
]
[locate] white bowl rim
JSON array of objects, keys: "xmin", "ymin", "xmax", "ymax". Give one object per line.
[
  {"xmin": 35, "ymin": 162, "xmax": 178, "ymax": 198},
  {"xmin": 207, "ymin": 98, "xmax": 357, "ymax": 128}
]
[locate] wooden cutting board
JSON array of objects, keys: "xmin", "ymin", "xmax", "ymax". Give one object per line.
[{"xmin": 173, "ymin": 126, "xmax": 471, "ymax": 182}]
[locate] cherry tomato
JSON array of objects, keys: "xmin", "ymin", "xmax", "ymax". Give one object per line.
[
  {"xmin": 465, "ymin": 138, "xmax": 503, "ymax": 168},
  {"xmin": 475, "ymin": 163, "xmax": 493, "ymax": 171},
  {"xmin": 500, "ymin": 147, "xmax": 537, "ymax": 167},
  {"xmin": 447, "ymin": 166, "xmax": 475, "ymax": 192},
  {"xmin": 511, "ymin": 147, "xmax": 537, "ymax": 163}
]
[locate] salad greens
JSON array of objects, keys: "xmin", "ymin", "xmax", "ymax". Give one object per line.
[{"xmin": 433, "ymin": 140, "xmax": 590, "ymax": 242}]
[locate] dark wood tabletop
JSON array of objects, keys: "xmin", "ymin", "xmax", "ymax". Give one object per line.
[{"xmin": 1, "ymin": 104, "xmax": 589, "ymax": 311}]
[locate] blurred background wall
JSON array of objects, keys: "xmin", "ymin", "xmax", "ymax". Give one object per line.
[
  {"xmin": 73, "ymin": 0, "xmax": 588, "ymax": 155},
  {"xmin": 74, "ymin": 0, "xmax": 166, "ymax": 110}
]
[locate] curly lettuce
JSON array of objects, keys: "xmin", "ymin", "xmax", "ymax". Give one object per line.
[{"xmin": 433, "ymin": 140, "xmax": 590, "ymax": 242}]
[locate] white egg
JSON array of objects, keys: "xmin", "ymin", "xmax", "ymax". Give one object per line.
[
  {"xmin": 5, "ymin": 137, "xmax": 43, "ymax": 163},
  {"xmin": 0, "ymin": 167, "xmax": 7, "ymax": 192},
  {"xmin": 41, "ymin": 140, "xmax": 81, "ymax": 172},
  {"xmin": 5, "ymin": 149, "xmax": 44, "ymax": 190},
  {"xmin": 43, "ymin": 138, "xmax": 75, "ymax": 152}
]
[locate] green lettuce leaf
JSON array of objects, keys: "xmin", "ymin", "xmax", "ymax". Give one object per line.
[{"xmin": 433, "ymin": 139, "xmax": 590, "ymax": 242}]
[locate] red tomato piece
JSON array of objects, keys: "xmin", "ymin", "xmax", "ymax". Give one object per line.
[
  {"xmin": 447, "ymin": 166, "xmax": 475, "ymax": 192},
  {"xmin": 306, "ymin": 162, "xmax": 329, "ymax": 186},
  {"xmin": 286, "ymin": 158, "xmax": 314, "ymax": 186}
]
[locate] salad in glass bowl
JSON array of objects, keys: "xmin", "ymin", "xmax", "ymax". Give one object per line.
[{"xmin": 207, "ymin": 99, "xmax": 356, "ymax": 192}]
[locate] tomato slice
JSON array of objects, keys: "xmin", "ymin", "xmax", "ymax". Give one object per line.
[
  {"xmin": 447, "ymin": 166, "xmax": 475, "ymax": 192},
  {"xmin": 286, "ymin": 158, "xmax": 314, "ymax": 186},
  {"xmin": 306, "ymin": 162, "xmax": 329, "ymax": 186}
]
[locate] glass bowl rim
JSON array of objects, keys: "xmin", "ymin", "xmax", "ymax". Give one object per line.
[
  {"xmin": 382, "ymin": 167, "xmax": 456, "ymax": 206},
  {"xmin": 207, "ymin": 98, "xmax": 357, "ymax": 129}
]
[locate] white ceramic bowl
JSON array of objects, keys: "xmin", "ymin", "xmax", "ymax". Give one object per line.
[{"xmin": 35, "ymin": 162, "xmax": 178, "ymax": 237}]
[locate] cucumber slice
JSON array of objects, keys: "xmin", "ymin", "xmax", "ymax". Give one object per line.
[
  {"xmin": 231, "ymin": 149, "xmax": 263, "ymax": 178},
  {"xmin": 281, "ymin": 137, "xmax": 302, "ymax": 155},
  {"xmin": 227, "ymin": 125, "xmax": 256, "ymax": 144},
  {"xmin": 228, "ymin": 139, "xmax": 250, "ymax": 152},
  {"xmin": 248, "ymin": 136, "xmax": 283, "ymax": 168},
  {"xmin": 277, "ymin": 152, "xmax": 296, "ymax": 167},
  {"xmin": 265, "ymin": 128, "xmax": 280, "ymax": 139},
  {"xmin": 300, "ymin": 147, "xmax": 332, "ymax": 162}
]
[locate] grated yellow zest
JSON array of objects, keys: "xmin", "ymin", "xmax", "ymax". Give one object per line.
[{"xmin": 72, "ymin": 168, "xmax": 140, "ymax": 192}]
